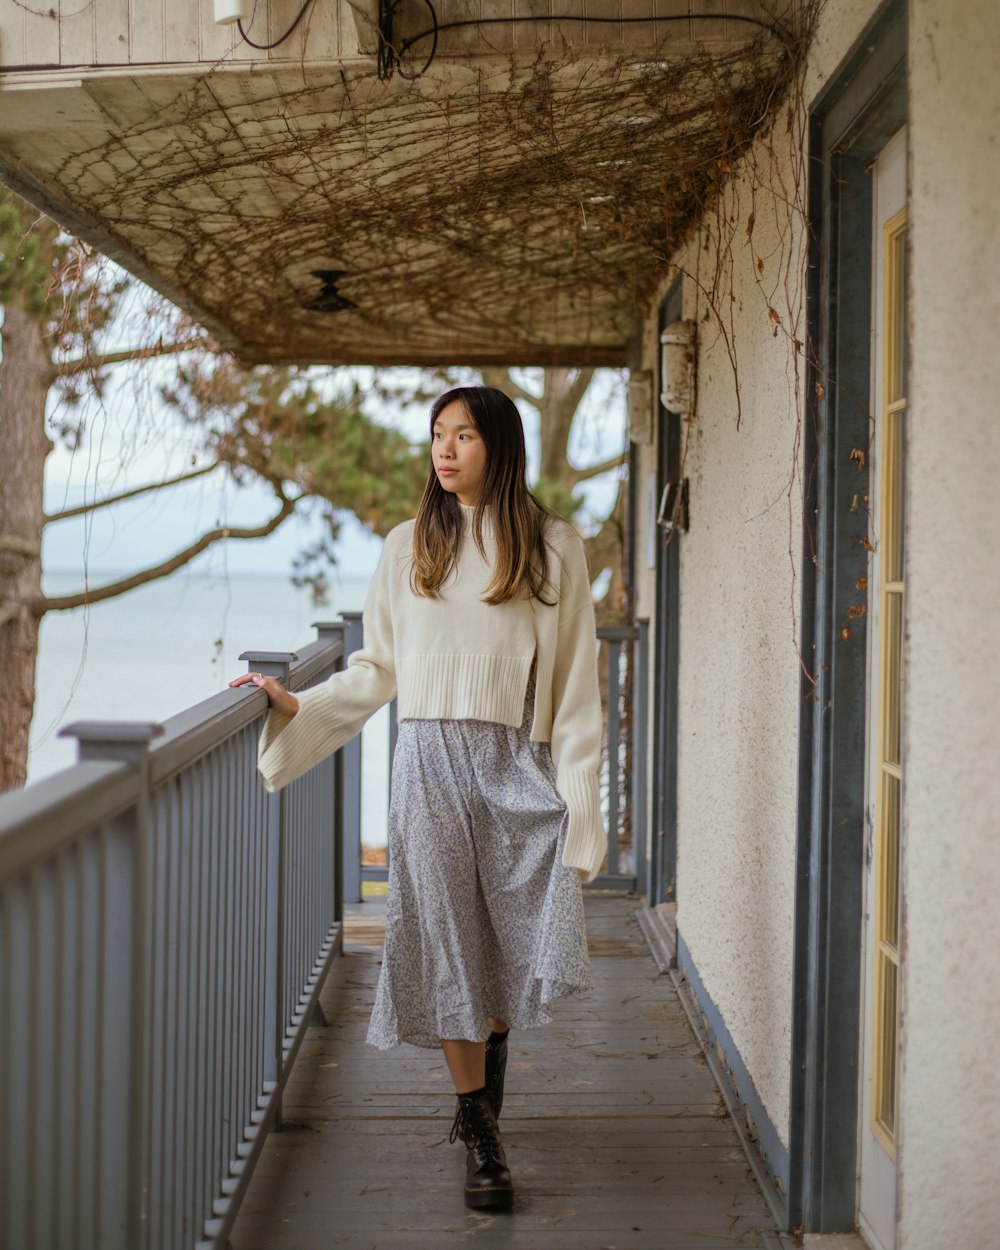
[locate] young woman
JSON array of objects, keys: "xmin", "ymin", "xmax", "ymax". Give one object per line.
[{"xmin": 230, "ymin": 385, "xmax": 607, "ymax": 1211}]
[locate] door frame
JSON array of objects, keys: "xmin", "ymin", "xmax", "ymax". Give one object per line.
[
  {"xmin": 788, "ymin": 0, "xmax": 907, "ymax": 1232},
  {"xmin": 648, "ymin": 277, "xmax": 684, "ymax": 906}
]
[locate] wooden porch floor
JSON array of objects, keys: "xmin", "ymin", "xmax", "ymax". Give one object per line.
[{"xmin": 230, "ymin": 892, "xmax": 781, "ymax": 1250}]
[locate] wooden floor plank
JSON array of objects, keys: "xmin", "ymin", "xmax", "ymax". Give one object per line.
[{"xmin": 230, "ymin": 892, "xmax": 779, "ymax": 1250}]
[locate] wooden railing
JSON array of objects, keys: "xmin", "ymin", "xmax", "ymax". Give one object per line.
[{"xmin": 0, "ymin": 625, "xmax": 346, "ymax": 1250}]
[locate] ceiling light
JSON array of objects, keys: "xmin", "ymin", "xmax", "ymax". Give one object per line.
[{"xmin": 302, "ymin": 270, "xmax": 357, "ymax": 313}]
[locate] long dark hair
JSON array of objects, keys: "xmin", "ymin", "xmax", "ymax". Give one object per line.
[{"xmin": 412, "ymin": 385, "xmax": 556, "ymax": 605}]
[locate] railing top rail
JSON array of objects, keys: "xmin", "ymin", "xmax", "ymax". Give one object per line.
[
  {"xmin": 0, "ymin": 629, "xmax": 345, "ymax": 871},
  {"xmin": 149, "ymin": 686, "xmax": 264, "ymax": 788},
  {"xmin": 0, "ymin": 758, "xmax": 138, "ymax": 876},
  {"xmin": 596, "ymin": 624, "xmax": 642, "ymax": 641},
  {"xmin": 286, "ymin": 636, "xmax": 344, "ymax": 690}
]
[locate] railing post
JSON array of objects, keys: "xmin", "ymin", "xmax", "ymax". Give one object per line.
[
  {"xmin": 314, "ymin": 622, "xmax": 347, "ymax": 928},
  {"xmin": 58, "ymin": 720, "xmax": 162, "ymax": 1250},
  {"xmin": 338, "ymin": 611, "xmax": 365, "ymax": 905},
  {"xmin": 606, "ymin": 638, "xmax": 622, "ymax": 877},
  {"xmin": 238, "ymin": 651, "xmax": 297, "ymax": 1132},
  {"xmin": 634, "ymin": 620, "xmax": 650, "ymax": 902}
]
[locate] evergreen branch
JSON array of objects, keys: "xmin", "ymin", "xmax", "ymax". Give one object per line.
[
  {"xmin": 44, "ymin": 462, "xmax": 220, "ymax": 523},
  {"xmin": 37, "ymin": 492, "xmax": 297, "ymax": 612}
]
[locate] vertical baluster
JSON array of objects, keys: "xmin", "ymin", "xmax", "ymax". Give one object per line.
[
  {"xmin": 235, "ymin": 749, "xmax": 250, "ymax": 1165},
  {"xmin": 231, "ymin": 731, "xmax": 245, "ymax": 1179},
  {"xmin": 5, "ymin": 871, "xmax": 30, "ymax": 1250},
  {"xmin": 606, "ymin": 638, "xmax": 622, "ymax": 876},
  {"xmin": 250, "ymin": 731, "xmax": 265, "ymax": 1111},
  {"xmin": 100, "ymin": 811, "xmax": 138, "ymax": 1248},
  {"xmin": 32, "ymin": 859, "xmax": 54, "ymax": 1249},
  {"xmin": 337, "ymin": 612, "xmax": 364, "ymax": 904},
  {"xmin": 314, "ymin": 622, "xmax": 347, "ymax": 929},
  {"xmin": 210, "ymin": 745, "xmax": 226, "ymax": 1214},
  {"xmin": 54, "ymin": 845, "xmax": 75, "ymax": 1250},
  {"xmin": 192, "ymin": 759, "xmax": 207, "ymax": 1235},
  {"xmin": 634, "ymin": 621, "xmax": 650, "ymax": 898},
  {"xmin": 0, "ymin": 881, "xmax": 11, "ymax": 1249},
  {"xmin": 179, "ymin": 768, "xmax": 194, "ymax": 1241}
]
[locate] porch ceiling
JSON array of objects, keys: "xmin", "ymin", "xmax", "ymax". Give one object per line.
[{"xmin": 0, "ymin": 16, "xmax": 796, "ymax": 366}]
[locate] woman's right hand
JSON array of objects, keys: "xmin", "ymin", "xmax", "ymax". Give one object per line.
[{"xmin": 228, "ymin": 672, "xmax": 300, "ymax": 718}]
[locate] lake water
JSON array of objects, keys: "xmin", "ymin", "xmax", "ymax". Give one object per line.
[{"xmin": 29, "ymin": 569, "xmax": 390, "ymax": 845}]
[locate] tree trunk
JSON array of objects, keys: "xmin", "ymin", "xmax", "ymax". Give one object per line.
[{"xmin": 0, "ymin": 308, "xmax": 52, "ymax": 791}]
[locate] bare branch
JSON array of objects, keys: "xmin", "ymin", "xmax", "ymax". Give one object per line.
[
  {"xmin": 37, "ymin": 494, "xmax": 297, "ymax": 612},
  {"xmin": 562, "ymin": 368, "xmax": 596, "ymax": 423},
  {"xmin": 54, "ymin": 337, "xmax": 215, "ymax": 379},
  {"xmin": 567, "ymin": 452, "xmax": 625, "ymax": 485},
  {"xmin": 480, "ymin": 366, "xmax": 541, "ymax": 408},
  {"xmin": 44, "ymin": 462, "xmax": 220, "ymax": 523}
]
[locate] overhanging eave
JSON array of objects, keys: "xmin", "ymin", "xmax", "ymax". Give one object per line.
[{"xmin": 0, "ymin": 20, "xmax": 798, "ymax": 366}]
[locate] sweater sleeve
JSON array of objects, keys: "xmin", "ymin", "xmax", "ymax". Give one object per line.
[
  {"xmin": 256, "ymin": 533, "xmax": 399, "ymax": 792},
  {"xmin": 549, "ymin": 532, "xmax": 608, "ymax": 882}
]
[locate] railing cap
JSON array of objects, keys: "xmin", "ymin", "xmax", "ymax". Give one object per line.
[
  {"xmin": 59, "ymin": 721, "xmax": 164, "ymax": 743},
  {"xmin": 59, "ymin": 720, "xmax": 164, "ymax": 766},
  {"xmin": 238, "ymin": 651, "xmax": 299, "ymax": 663}
]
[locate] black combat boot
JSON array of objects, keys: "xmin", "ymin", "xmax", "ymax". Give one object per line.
[
  {"xmin": 485, "ymin": 1027, "xmax": 509, "ymax": 1118},
  {"xmin": 449, "ymin": 1087, "xmax": 514, "ymax": 1210}
]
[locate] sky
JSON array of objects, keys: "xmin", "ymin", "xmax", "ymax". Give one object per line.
[{"xmin": 41, "ymin": 360, "xmax": 628, "ymax": 591}]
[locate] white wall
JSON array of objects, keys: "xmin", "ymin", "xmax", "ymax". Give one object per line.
[
  {"xmin": 899, "ymin": 3, "xmax": 1000, "ymax": 1247},
  {"xmin": 0, "ymin": 0, "xmax": 359, "ymax": 67},
  {"xmin": 634, "ymin": 0, "xmax": 898, "ymax": 1155}
]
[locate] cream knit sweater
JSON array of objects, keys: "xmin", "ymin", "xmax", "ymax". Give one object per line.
[{"xmin": 257, "ymin": 502, "xmax": 607, "ymax": 879}]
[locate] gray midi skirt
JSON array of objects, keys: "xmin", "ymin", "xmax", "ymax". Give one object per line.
[{"xmin": 365, "ymin": 680, "xmax": 594, "ymax": 1049}]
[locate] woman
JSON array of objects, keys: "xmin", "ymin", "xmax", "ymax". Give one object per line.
[{"xmin": 229, "ymin": 385, "xmax": 607, "ymax": 1211}]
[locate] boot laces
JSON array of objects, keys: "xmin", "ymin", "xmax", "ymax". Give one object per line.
[{"xmin": 448, "ymin": 1095, "xmax": 503, "ymax": 1161}]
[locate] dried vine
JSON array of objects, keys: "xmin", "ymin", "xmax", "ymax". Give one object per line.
[
  {"xmin": 650, "ymin": 0, "xmax": 830, "ymax": 689},
  {"xmin": 43, "ymin": 9, "xmax": 817, "ymax": 364}
]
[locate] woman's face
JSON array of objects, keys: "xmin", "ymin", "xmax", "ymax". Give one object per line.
[{"xmin": 432, "ymin": 401, "xmax": 488, "ymax": 506}]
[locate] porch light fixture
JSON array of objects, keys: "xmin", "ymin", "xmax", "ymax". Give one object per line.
[
  {"xmin": 660, "ymin": 319, "xmax": 697, "ymax": 416},
  {"xmin": 214, "ymin": 0, "xmax": 252, "ymax": 24},
  {"xmin": 627, "ymin": 370, "xmax": 654, "ymax": 445},
  {"xmin": 302, "ymin": 269, "xmax": 357, "ymax": 313},
  {"xmin": 657, "ymin": 479, "xmax": 689, "ymax": 534}
]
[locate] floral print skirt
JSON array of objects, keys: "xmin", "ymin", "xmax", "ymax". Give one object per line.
[{"xmin": 365, "ymin": 680, "xmax": 594, "ymax": 1049}]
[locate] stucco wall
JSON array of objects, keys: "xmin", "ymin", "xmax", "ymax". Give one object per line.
[
  {"xmin": 633, "ymin": 0, "xmax": 891, "ymax": 1155},
  {"xmin": 898, "ymin": 3, "xmax": 1000, "ymax": 1247}
]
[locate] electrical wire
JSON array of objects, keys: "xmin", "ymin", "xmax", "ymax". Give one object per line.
[
  {"xmin": 237, "ymin": 0, "xmax": 317, "ymax": 51},
  {"xmin": 378, "ymin": 7, "xmax": 794, "ymax": 82}
]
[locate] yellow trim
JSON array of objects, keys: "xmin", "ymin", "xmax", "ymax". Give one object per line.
[{"xmin": 870, "ymin": 206, "xmax": 907, "ymax": 1159}]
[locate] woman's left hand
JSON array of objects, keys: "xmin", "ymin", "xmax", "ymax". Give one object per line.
[{"xmin": 228, "ymin": 671, "xmax": 300, "ymax": 718}]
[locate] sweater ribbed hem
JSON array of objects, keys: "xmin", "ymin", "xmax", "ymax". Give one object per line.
[
  {"xmin": 396, "ymin": 653, "xmax": 534, "ymax": 726},
  {"xmin": 558, "ymin": 769, "xmax": 607, "ymax": 881}
]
